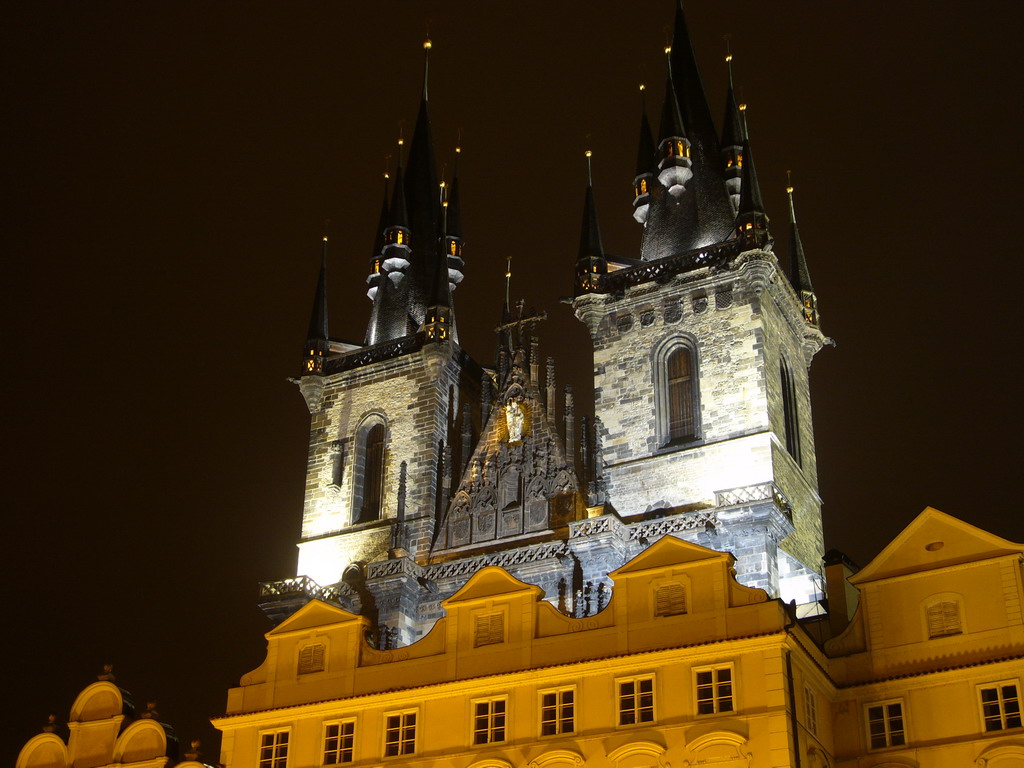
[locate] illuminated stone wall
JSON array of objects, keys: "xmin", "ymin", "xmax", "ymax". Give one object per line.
[
  {"xmin": 576, "ymin": 248, "xmax": 824, "ymax": 593},
  {"xmin": 295, "ymin": 344, "xmax": 482, "ymax": 587}
]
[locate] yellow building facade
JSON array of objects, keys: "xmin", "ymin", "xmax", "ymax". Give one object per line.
[{"xmin": 208, "ymin": 509, "xmax": 1024, "ymax": 768}]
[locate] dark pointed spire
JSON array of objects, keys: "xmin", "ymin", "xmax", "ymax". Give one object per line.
[
  {"xmin": 667, "ymin": 0, "xmax": 734, "ymax": 244},
  {"xmin": 787, "ymin": 178, "xmax": 813, "ymax": 293},
  {"xmin": 635, "ymin": 84, "xmax": 658, "ymax": 178},
  {"xmin": 580, "ymin": 152, "xmax": 604, "ymax": 260},
  {"xmin": 721, "ymin": 47, "xmax": 745, "ymax": 214},
  {"xmin": 786, "ymin": 175, "xmax": 819, "ymax": 327},
  {"xmin": 446, "ymin": 145, "xmax": 463, "ymax": 239},
  {"xmin": 422, "ymin": 180, "xmax": 453, "ymax": 343},
  {"xmin": 737, "ymin": 137, "xmax": 764, "ymax": 216},
  {"xmin": 633, "ymin": 84, "xmax": 658, "ymax": 225},
  {"xmin": 658, "ymin": 60, "xmax": 687, "ymax": 145},
  {"xmin": 576, "ymin": 151, "xmax": 607, "ymax": 294},
  {"xmin": 374, "ymin": 172, "xmax": 390, "ymax": 257},
  {"xmin": 721, "ymin": 50, "xmax": 746, "ymax": 149},
  {"xmin": 303, "ymin": 236, "xmax": 329, "ymax": 375},
  {"xmin": 735, "ymin": 127, "xmax": 770, "ymax": 248}
]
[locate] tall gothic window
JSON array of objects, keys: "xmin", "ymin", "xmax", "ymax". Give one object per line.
[
  {"xmin": 780, "ymin": 359, "xmax": 801, "ymax": 466},
  {"xmin": 659, "ymin": 341, "xmax": 699, "ymax": 445},
  {"xmin": 354, "ymin": 419, "xmax": 386, "ymax": 523}
]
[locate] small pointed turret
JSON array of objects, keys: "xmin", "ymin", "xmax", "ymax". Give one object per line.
[
  {"xmin": 787, "ymin": 176, "xmax": 819, "ymax": 327},
  {"xmin": 632, "ymin": 84, "xmax": 658, "ymax": 224},
  {"xmin": 657, "ymin": 50, "xmax": 693, "ymax": 199},
  {"xmin": 366, "ymin": 174, "xmax": 391, "ymax": 301},
  {"xmin": 575, "ymin": 151, "xmax": 607, "ymax": 294},
  {"xmin": 422, "ymin": 182, "xmax": 453, "ymax": 343},
  {"xmin": 444, "ymin": 143, "xmax": 465, "ymax": 291},
  {"xmin": 303, "ymin": 236, "xmax": 329, "ymax": 375},
  {"xmin": 721, "ymin": 49, "xmax": 746, "ymax": 213},
  {"xmin": 735, "ymin": 121, "xmax": 769, "ymax": 248}
]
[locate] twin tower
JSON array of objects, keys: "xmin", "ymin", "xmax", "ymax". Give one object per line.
[{"xmin": 270, "ymin": 3, "xmax": 830, "ymax": 646}]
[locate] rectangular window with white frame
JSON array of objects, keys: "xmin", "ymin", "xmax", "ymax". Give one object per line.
[
  {"xmin": 539, "ymin": 687, "xmax": 575, "ymax": 736},
  {"xmin": 472, "ymin": 697, "xmax": 507, "ymax": 744},
  {"xmin": 979, "ymin": 681, "xmax": 1022, "ymax": 732},
  {"xmin": 617, "ymin": 675, "xmax": 655, "ymax": 725},
  {"xmin": 804, "ymin": 685, "xmax": 818, "ymax": 736},
  {"xmin": 383, "ymin": 710, "xmax": 416, "ymax": 757},
  {"xmin": 866, "ymin": 700, "xmax": 906, "ymax": 749},
  {"xmin": 694, "ymin": 665, "xmax": 734, "ymax": 716},
  {"xmin": 258, "ymin": 729, "xmax": 289, "ymax": 768},
  {"xmin": 322, "ymin": 719, "xmax": 355, "ymax": 764}
]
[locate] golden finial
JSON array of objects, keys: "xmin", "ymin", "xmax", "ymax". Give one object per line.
[
  {"xmin": 639, "ymin": 83, "xmax": 646, "ymax": 91},
  {"xmin": 738, "ymin": 103, "xmax": 747, "ymax": 112},
  {"xmin": 786, "ymin": 169, "xmax": 794, "ymax": 195},
  {"xmin": 585, "ymin": 150, "xmax": 593, "ymax": 186},
  {"xmin": 664, "ymin": 45, "xmax": 672, "ymax": 55},
  {"xmin": 423, "ymin": 38, "xmax": 432, "ymax": 50}
]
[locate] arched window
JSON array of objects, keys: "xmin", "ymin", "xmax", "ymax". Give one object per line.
[
  {"xmin": 353, "ymin": 419, "xmax": 386, "ymax": 523},
  {"xmin": 666, "ymin": 346, "xmax": 698, "ymax": 442},
  {"xmin": 780, "ymin": 359, "xmax": 801, "ymax": 466}
]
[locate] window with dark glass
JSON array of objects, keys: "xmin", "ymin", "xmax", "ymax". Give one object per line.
[
  {"xmin": 357, "ymin": 423, "xmax": 385, "ymax": 523},
  {"xmin": 618, "ymin": 676, "xmax": 655, "ymax": 725},
  {"xmin": 867, "ymin": 701, "xmax": 905, "ymax": 748},
  {"xmin": 540, "ymin": 688, "xmax": 574, "ymax": 736},
  {"xmin": 383, "ymin": 711, "xmax": 416, "ymax": 756},
  {"xmin": 667, "ymin": 347, "xmax": 697, "ymax": 442},
  {"xmin": 780, "ymin": 359, "xmax": 801, "ymax": 465},
  {"xmin": 323, "ymin": 720, "xmax": 354, "ymax": 764},
  {"xmin": 258, "ymin": 730, "xmax": 289, "ymax": 768},
  {"xmin": 472, "ymin": 698, "xmax": 507, "ymax": 744},
  {"xmin": 980, "ymin": 683, "xmax": 1022, "ymax": 732},
  {"xmin": 695, "ymin": 666, "xmax": 733, "ymax": 715}
]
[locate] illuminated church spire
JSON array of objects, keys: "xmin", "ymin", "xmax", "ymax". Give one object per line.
[{"xmin": 734, "ymin": 110, "xmax": 769, "ymax": 248}]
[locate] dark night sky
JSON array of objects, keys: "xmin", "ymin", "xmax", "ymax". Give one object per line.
[{"xmin": 4, "ymin": 1, "xmax": 1024, "ymax": 762}]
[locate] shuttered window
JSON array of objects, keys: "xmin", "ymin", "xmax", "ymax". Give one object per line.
[
  {"xmin": 474, "ymin": 612, "xmax": 504, "ymax": 647},
  {"xmin": 297, "ymin": 643, "xmax": 325, "ymax": 674},
  {"xmin": 926, "ymin": 601, "xmax": 961, "ymax": 638},
  {"xmin": 654, "ymin": 583, "xmax": 686, "ymax": 617}
]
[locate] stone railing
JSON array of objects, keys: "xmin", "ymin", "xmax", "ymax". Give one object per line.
[
  {"xmin": 258, "ymin": 575, "xmax": 345, "ymax": 604},
  {"xmin": 715, "ymin": 482, "xmax": 792, "ymax": 517}
]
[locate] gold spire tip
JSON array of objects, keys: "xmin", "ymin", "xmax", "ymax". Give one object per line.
[
  {"xmin": 398, "ymin": 137, "xmax": 404, "ymax": 146},
  {"xmin": 738, "ymin": 103, "xmax": 747, "ymax": 112},
  {"xmin": 585, "ymin": 149, "xmax": 593, "ymax": 158},
  {"xmin": 725, "ymin": 53, "xmax": 733, "ymax": 63},
  {"xmin": 639, "ymin": 83, "xmax": 646, "ymax": 91},
  {"xmin": 423, "ymin": 39, "xmax": 432, "ymax": 50},
  {"xmin": 323, "ymin": 236, "xmax": 328, "ymax": 242},
  {"xmin": 664, "ymin": 46, "xmax": 672, "ymax": 55},
  {"xmin": 384, "ymin": 171, "xmax": 390, "ymax": 180},
  {"xmin": 455, "ymin": 145, "xmax": 461, "ymax": 154}
]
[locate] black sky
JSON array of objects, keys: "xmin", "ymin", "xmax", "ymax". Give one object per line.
[{"xmin": 5, "ymin": 1, "xmax": 1024, "ymax": 762}]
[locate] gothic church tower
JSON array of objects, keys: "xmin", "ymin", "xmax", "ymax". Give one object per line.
[{"xmin": 572, "ymin": 4, "xmax": 829, "ymax": 597}]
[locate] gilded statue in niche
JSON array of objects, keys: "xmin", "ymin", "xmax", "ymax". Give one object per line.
[{"xmin": 505, "ymin": 400, "xmax": 525, "ymax": 442}]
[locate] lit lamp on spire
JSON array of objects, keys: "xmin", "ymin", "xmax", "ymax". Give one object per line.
[{"xmin": 657, "ymin": 46, "xmax": 693, "ymax": 199}]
